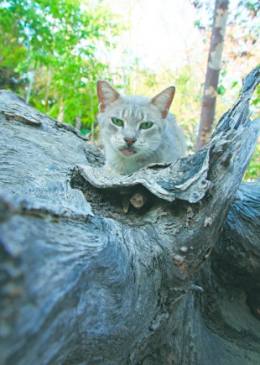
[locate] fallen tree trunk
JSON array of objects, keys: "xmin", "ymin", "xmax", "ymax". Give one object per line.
[{"xmin": 0, "ymin": 67, "xmax": 259, "ymax": 365}]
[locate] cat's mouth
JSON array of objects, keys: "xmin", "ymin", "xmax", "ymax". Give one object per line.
[{"xmin": 119, "ymin": 147, "xmax": 137, "ymax": 156}]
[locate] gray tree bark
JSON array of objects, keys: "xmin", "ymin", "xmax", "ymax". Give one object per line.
[
  {"xmin": 0, "ymin": 67, "xmax": 259, "ymax": 365},
  {"xmin": 196, "ymin": 0, "xmax": 229, "ymax": 150}
]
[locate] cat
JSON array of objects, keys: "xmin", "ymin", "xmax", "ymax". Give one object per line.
[{"xmin": 97, "ymin": 81, "xmax": 186, "ymax": 175}]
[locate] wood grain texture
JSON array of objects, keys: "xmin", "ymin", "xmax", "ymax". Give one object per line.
[{"xmin": 0, "ymin": 67, "xmax": 259, "ymax": 365}]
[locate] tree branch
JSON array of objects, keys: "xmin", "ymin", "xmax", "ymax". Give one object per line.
[{"xmin": 0, "ymin": 68, "xmax": 259, "ymax": 365}]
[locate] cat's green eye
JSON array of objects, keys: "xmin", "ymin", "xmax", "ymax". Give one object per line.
[
  {"xmin": 139, "ymin": 121, "xmax": 154, "ymax": 130},
  {"xmin": 111, "ymin": 117, "xmax": 124, "ymax": 127}
]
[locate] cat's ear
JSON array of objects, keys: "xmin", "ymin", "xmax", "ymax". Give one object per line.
[
  {"xmin": 151, "ymin": 86, "xmax": 175, "ymax": 118},
  {"xmin": 97, "ymin": 81, "xmax": 120, "ymax": 112}
]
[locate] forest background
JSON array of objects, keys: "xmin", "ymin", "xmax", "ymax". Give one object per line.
[{"xmin": 0, "ymin": 0, "xmax": 259, "ymax": 179}]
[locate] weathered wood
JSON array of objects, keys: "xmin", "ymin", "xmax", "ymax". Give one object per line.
[{"xmin": 0, "ymin": 67, "xmax": 259, "ymax": 365}]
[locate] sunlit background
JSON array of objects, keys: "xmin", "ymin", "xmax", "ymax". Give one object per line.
[{"xmin": 0, "ymin": 0, "xmax": 259, "ymax": 177}]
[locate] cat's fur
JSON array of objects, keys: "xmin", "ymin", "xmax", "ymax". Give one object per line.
[{"xmin": 97, "ymin": 81, "xmax": 186, "ymax": 175}]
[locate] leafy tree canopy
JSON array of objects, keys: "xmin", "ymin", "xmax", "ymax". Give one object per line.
[{"xmin": 0, "ymin": 0, "xmax": 121, "ymax": 130}]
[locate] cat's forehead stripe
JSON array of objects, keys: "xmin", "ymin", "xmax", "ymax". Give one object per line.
[
  {"xmin": 122, "ymin": 108, "xmax": 129, "ymax": 118},
  {"xmin": 120, "ymin": 107, "xmax": 146, "ymax": 120}
]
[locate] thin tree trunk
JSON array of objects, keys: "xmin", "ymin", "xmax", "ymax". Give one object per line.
[
  {"xmin": 196, "ymin": 0, "xmax": 229, "ymax": 150},
  {"xmin": 44, "ymin": 69, "xmax": 52, "ymax": 111},
  {"xmin": 75, "ymin": 116, "xmax": 81, "ymax": 130},
  {"xmin": 25, "ymin": 70, "xmax": 35, "ymax": 104},
  {"xmin": 57, "ymin": 97, "xmax": 64, "ymax": 123}
]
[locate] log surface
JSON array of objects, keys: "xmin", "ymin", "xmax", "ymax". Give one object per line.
[{"xmin": 0, "ymin": 67, "xmax": 260, "ymax": 365}]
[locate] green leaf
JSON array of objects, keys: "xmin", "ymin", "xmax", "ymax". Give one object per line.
[{"xmin": 217, "ymin": 85, "xmax": 226, "ymax": 95}]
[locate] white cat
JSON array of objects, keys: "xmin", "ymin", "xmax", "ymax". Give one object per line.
[{"xmin": 97, "ymin": 81, "xmax": 186, "ymax": 175}]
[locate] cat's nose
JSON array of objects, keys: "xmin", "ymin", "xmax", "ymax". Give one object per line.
[{"xmin": 124, "ymin": 137, "xmax": 136, "ymax": 146}]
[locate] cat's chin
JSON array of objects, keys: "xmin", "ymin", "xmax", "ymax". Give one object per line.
[{"xmin": 119, "ymin": 147, "xmax": 137, "ymax": 157}]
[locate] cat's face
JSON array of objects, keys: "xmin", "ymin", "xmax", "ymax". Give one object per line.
[{"xmin": 97, "ymin": 81, "xmax": 175, "ymax": 159}]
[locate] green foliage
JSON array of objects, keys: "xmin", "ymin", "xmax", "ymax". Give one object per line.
[
  {"xmin": 244, "ymin": 143, "xmax": 260, "ymax": 181},
  {"xmin": 251, "ymin": 83, "xmax": 260, "ymax": 107},
  {"xmin": 245, "ymin": 83, "xmax": 260, "ymax": 180},
  {"xmin": 217, "ymin": 85, "xmax": 226, "ymax": 95},
  {"xmin": 0, "ymin": 0, "xmax": 121, "ymax": 129}
]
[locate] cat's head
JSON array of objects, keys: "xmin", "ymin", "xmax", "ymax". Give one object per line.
[{"xmin": 97, "ymin": 81, "xmax": 175, "ymax": 159}]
